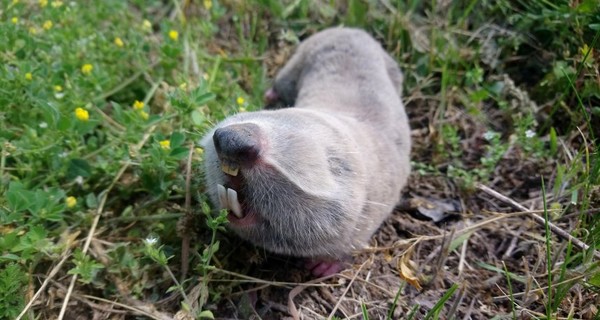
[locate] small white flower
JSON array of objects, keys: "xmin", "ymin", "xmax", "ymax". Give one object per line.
[
  {"xmin": 483, "ymin": 131, "xmax": 497, "ymax": 141},
  {"xmin": 59, "ymin": 151, "xmax": 68, "ymax": 158},
  {"xmin": 74, "ymin": 175, "xmax": 84, "ymax": 186},
  {"xmin": 39, "ymin": 122, "xmax": 48, "ymax": 128},
  {"xmin": 144, "ymin": 235, "xmax": 159, "ymax": 246},
  {"xmin": 525, "ymin": 129, "xmax": 536, "ymax": 138}
]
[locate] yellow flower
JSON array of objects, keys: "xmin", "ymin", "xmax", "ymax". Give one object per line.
[
  {"xmin": 65, "ymin": 196, "xmax": 77, "ymax": 208},
  {"xmin": 159, "ymin": 140, "xmax": 170, "ymax": 150},
  {"xmin": 133, "ymin": 100, "xmax": 144, "ymax": 110},
  {"xmin": 195, "ymin": 147, "xmax": 204, "ymax": 156},
  {"xmin": 39, "ymin": 0, "xmax": 48, "ymax": 7},
  {"xmin": 168, "ymin": 30, "xmax": 178, "ymax": 41},
  {"xmin": 238, "ymin": 107, "xmax": 247, "ymax": 113},
  {"xmin": 54, "ymin": 85, "xmax": 63, "ymax": 92},
  {"xmin": 236, "ymin": 96, "xmax": 245, "ymax": 105},
  {"xmin": 29, "ymin": 27, "xmax": 38, "ymax": 34},
  {"xmin": 74, "ymin": 107, "xmax": 89, "ymax": 121},
  {"xmin": 11, "ymin": 17, "xmax": 18, "ymax": 24},
  {"xmin": 580, "ymin": 44, "xmax": 593, "ymax": 64},
  {"xmin": 51, "ymin": 0, "xmax": 63, "ymax": 7},
  {"xmin": 25, "ymin": 72, "xmax": 32, "ymax": 81},
  {"xmin": 43, "ymin": 20, "xmax": 53, "ymax": 30},
  {"xmin": 81, "ymin": 64, "xmax": 93, "ymax": 75},
  {"xmin": 142, "ymin": 19, "xmax": 152, "ymax": 31},
  {"xmin": 203, "ymin": 0, "xmax": 212, "ymax": 10},
  {"xmin": 139, "ymin": 110, "xmax": 149, "ymax": 120},
  {"xmin": 179, "ymin": 82, "xmax": 187, "ymax": 90},
  {"xmin": 114, "ymin": 37, "xmax": 124, "ymax": 47}
]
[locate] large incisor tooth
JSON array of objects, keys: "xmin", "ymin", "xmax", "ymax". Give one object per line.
[
  {"xmin": 227, "ymin": 188, "xmax": 243, "ymax": 218},
  {"xmin": 221, "ymin": 163, "xmax": 240, "ymax": 176},
  {"xmin": 217, "ymin": 184, "xmax": 227, "ymax": 209}
]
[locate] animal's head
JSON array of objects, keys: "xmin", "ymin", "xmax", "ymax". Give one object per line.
[{"xmin": 201, "ymin": 108, "xmax": 366, "ymax": 257}]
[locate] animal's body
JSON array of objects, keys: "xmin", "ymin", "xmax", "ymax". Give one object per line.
[{"xmin": 201, "ymin": 27, "xmax": 411, "ymax": 276}]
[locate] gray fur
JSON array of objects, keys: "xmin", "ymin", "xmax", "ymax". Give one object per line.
[{"xmin": 201, "ymin": 27, "xmax": 411, "ymax": 259}]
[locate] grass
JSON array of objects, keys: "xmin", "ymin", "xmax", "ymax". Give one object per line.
[{"xmin": 1, "ymin": 0, "xmax": 599, "ymax": 318}]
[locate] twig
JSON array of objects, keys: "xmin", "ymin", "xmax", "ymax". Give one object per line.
[
  {"xmin": 91, "ymin": 105, "xmax": 126, "ymax": 132},
  {"xmin": 363, "ymin": 211, "xmax": 533, "ymax": 253},
  {"xmin": 493, "ymin": 273, "xmax": 587, "ymax": 300},
  {"xmin": 288, "ymin": 273, "xmax": 338, "ymax": 320},
  {"xmin": 477, "ymin": 183, "xmax": 600, "ymax": 260},
  {"xmin": 46, "ymin": 279, "xmax": 128, "ymax": 315},
  {"xmin": 57, "ymin": 125, "xmax": 157, "ymax": 320},
  {"xmin": 16, "ymin": 253, "xmax": 70, "ymax": 320},
  {"xmin": 213, "ymin": 267, "xmax": 329, "ymax": 288},
  {"xmin": 83, "ymin": 295, "xmax": 173, "ymax": 320},
  {"xmin": 328, "ymin": 260, "xmax": 368, "ymax": 319},
  {"xmin": 180, "ymin": 143, "xmax": 195, "ymax": 281},
  {"xmin": 458, "ymin": 226, "xmax": 469, "ymax": 276}
]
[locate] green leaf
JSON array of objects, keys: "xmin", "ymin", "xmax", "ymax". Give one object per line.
[
  {"xmin": 469, "ymin": 89, "xmax": 489, "ymax": 103},
  {"xmin": 577, "ymin": 0, "xmax": 599, "ymax": 13},
  {"xmin": 39, "ymin": 101, "xmax": 61, "ymax": 127},
  {"xmin": 449, "ymin": 230, "xmax": 474, "ymax": 252},
  {"xmin": 0, "ymin": 253, "xmax": 21, "ymax": 261},
  {"xmin": 169, "ymin": 147, "xmax": 189, "ymax": 160},
  {"xmin": 6, "ymin": 182, "xmax": 33, "ymax": 212},
  {"xmin": 85, "ymin": 193, "xmax": 98, "ymax": 209},
  {"xmin": 193, "ymin": 92, "xmax": 216, "ymax": 106},
  {"xmin": 110, "ymin": 101, "xmax": 125, "ymax": 123},
  {"xmin": 67, "ymin": 158, "xmax": 92, "ymax": 179},
  {"xmin": 191, "ymin": 109, "xmax": 205, "ymax": 126},
  {"xmin": 68, "ymin": 250, "xmax": 105, "ymax": 284},
  {"xmin": 57, "ymin": 114, "xmax": 72, "ymax": 132},
  {"xmin": 589, "ymin": 272, "xmax": 600, "ymax": 287},
  {"xmin": 282, "ymin": 0, "xmax": 303, "ymax": 18},
  {"xmin": 170, "ymin": 132, "xmax": 186, "ymax": 148},
  {"xmin": 476, "ymin": 261, "xmax": 527, "ymax": 283},
  {"xmin": 198, "ymin": 310, "xmax": 215, "ymax": 319},
  {"xmin": 0, "ymin": 231, "xmax": 18, "ymax": 250}
]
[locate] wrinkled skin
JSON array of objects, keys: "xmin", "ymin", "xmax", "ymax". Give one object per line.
[{"xmin": 201, "ymin": 28, "xmax": 411, "ymax": 276}]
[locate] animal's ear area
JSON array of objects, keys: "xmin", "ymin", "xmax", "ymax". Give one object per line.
[
  {"xmin": 264, "ymin": 88, "xmax": 279, "ymax": 105},
  {"xmin": 263, "ymin": 87, "xmax": 296, "ymax": 110}
]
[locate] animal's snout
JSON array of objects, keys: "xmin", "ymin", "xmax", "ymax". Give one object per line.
[{"xmin": 213, "ymin": 123, "xmax": 262, "ymax": 167}]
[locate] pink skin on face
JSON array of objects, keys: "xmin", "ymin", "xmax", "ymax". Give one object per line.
[
  {"xmin": 264, "ymin": 87, "xmax": 279, "ymax": 105},
  {"xmin": 305, "ymin": 259, "xmax": 344, "ymax": 277}
]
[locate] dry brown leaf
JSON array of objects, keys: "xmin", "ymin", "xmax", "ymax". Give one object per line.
[{"xmin": 397, "ymin": 251, "xmax": 422, "ymax": 290}]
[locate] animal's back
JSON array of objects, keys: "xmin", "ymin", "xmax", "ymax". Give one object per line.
[
  {"xmin": 273, "ymin": 27, "xmax": 410, "ymax": 158},
  {"xmin": 271, "ymin": 27, "xmax": 411, "ymax": 251}
]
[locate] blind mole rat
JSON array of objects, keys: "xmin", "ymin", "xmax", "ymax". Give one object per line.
[{"xmin": 201, "ymin": 27, "xmax": 411, "ymax": 276}]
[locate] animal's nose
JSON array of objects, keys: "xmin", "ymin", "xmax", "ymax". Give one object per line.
[{"xmin": 213, "ymin": 123, "xmax": 262, "ymax": 164}]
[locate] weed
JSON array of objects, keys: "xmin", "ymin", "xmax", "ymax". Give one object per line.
[{"xmin": 0, "ymin": 263, "xmax": 27, "ymax": 319}]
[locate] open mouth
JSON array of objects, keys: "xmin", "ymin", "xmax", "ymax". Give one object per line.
[{"xmin": 216, "ymin": 162, "xmax": 257, "ymax": 226}]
